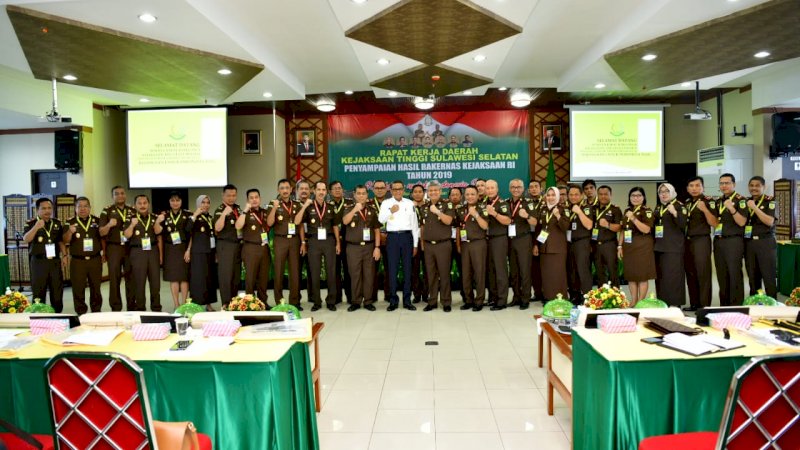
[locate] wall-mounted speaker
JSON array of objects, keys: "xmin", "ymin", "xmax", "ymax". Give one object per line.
[{"xmin": 54, "ymin": 129, "xmax": 81, "ymax": 173}]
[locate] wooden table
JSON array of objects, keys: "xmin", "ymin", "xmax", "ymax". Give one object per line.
[{"xmin": 542, "ymin": 320, "xmax": 573, "ymax": 415}]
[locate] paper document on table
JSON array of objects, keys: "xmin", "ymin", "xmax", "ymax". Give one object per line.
[
  {"xmin": 236, "ymin": 318, "xmax": 312, "ymax": 342},
  {"xmin": 45, "ymin": 328, "xmax": 124, "ymax": 346},
  {"xmin": 0, "ymin": 336, "xmax": 37, "ymax": 356},
  {"xmin": 0, "ymin": 329, "xmax": 28, "ymax": 340},
  {"xmin": 659, "ymin": 333, "xmax": 744, "ymax": 356}
]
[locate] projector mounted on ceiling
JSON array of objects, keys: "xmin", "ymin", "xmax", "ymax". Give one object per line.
[
  {"xmin": 684, "ymin": 81, "xmax": 712, "ymax": 121},
  {"xmin": 43, "ymin": 79, "xmax": 72, "ymax": 123}
]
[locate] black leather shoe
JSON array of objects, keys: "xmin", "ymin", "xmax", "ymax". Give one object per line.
[
  {"xmin": 412, "ymin": 298, "xmax": 421, "ymax": 304},
  {"xmin": 296, "ymin": 305, "xmax": 304, "ymax": 311},
  {"xmin": 682, "ymin": 306, "xmax": 698, "ymax": 312},
  {"xmin": 347, "ymin": 304, "xmax": 360, "ymax": 312},
  {"xmin": 387, "ymin": 304, "xmax": 398, "ymax": 311},
  {"xmin": 404, "ymin": 304, "xmax": 417, "ymax": 311},
  {"xmin": 423, "ymin": 305, "xmax": 437, "ymax": 312},
  {"xmin": 365, "ymin": 304, "xmax": 376, "ymax": 311},
  {"xmin": 472, "ymin": 305, "xmax": 483, "ymax": 312},
  {"xmin": 311, "ymin": 305, "xmax": 322, "ymax": 311},
  {"xmin": 490, "ymin": 305, "xmax": 505, "ymax": 311},
  {"xmin": 460, "ymin": 304, "xmax": 472, "ymax": 310},
  {"xmin": 508, "ymin": 300, "xmax": 521, "ymax": 307},
  {"xmin": 327, "ymin": 304, "xmax": 337, "ymax": 312},
  {"xmin": 487, "ymin": 301, "xmax": 496, "ymax": 307},
  {"xmin": 519, "ymin": 304, "xmax": 529, "ymax": 310},
  {"xmin": 443, "ymin": 306, "xmax": 451, "ymax": 312}
]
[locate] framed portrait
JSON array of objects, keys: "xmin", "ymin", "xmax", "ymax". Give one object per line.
[
  {"xmin": 296, "ymin": 129, "xmax": 316, "ymax": 157},
  {"xmin": 542, "ymin": 123, "xmax": 563, "ymax": 151},
  {"xmin": 242, "ymin": 130, "xmax": 261, "ymax": 155}
]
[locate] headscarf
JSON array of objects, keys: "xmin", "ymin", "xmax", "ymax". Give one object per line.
[
  {"xmin": 545, "ymin": 186, "xmax": 560, "ymax": 208},
  {"xmin": 196, "ymin": 194, "xmax": 210, "ymax": 209},
  {"xmin": 658, "ymin": 183, "xmax": 677, "ymax": 204}
]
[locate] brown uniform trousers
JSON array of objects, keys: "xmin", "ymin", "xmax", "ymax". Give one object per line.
[
  {"xmin": 347, "ymin": 243, "xmax": 375, "ymax": 306},
  {"xmin": 461, "ymin": 239, "xmax": 487, "ymax": 306},
  {"xmin": 308, "ymin": 238, "xmax": 337, "ymax": 307},
  {"xmin": 273, "ymin": 235, "xmax": 301, "ymax": 305},
  {"xmin": 241, "ymin": 242, "xmax": 270, "ymax": 304},
  {"xmin": 424, "ymin": 240, "xmax": 452, "ymax": 307},
  {"xmin": 70, "ymin": 255, "xmax": 102, "ymax": 314}
]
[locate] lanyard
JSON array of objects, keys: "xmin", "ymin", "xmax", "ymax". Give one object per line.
[
  {"xmin": 169, "ymin": 210, "xmax": 182, "ymax": 226},
  {"xmin": 415, "ymin": 205, "xmax": 422, "ymax": 221},
  {"xmin": 251, "ymin": 208, "xmax": 264, "ymax": 227},
  {"xmin": 461, "ymin": 208, "xmax": 472, "ymax": 228},
  {"xmin": 627, "ymin": 205, "xmax": 641, "ymax": 227},
  {"xmin": 334, "ymin": 199, "xmax": 345, "ymax": 214},
  {"xmin": 373, "ymin": 198, "xmax": 382, "ymax": 210},
  {"xmin": 748, "ymin": 195, "xmax": 765, "ymax": 218},
  {"xmin": 659, "ymin": 200, "xmax": 676, "ymax": 217},
  {"xmin": 718, "ymin": 192, "xmax": 736, "ymax": 214},
  {"xmin": 137, "ymin": 213, "xmax": 152, "ymax": 232},
  {"xmin": 201, "ymin": 214, "xmax": 213, "ymax": 229},
  {"xmin": 314, "ymin": 200, "xmax": 327, "ymax": 222},
  {"xmin": 595, "ymin": 204, "xmax": 611, "ymax": 220},
  {"xmin": 358, "ymin": 206, "xmax": 368, "ymax": 224},
  {"xmin": 511, "ymin": 199, "xmax": 523, "ymax": 218},
  {"xmin": 225, "ymin": 204, "xmax": 239, "ymax": 219},
  {"xmin": 76, "ymin": 216, "xmax": 91, "ymax": 233},
  {"xmin": 281, "ymin": 200, "xmax": 293, "ymax": 215},
  {"xmin": 40, "ymin": 219, "xmax": 53, "ymax": 240},
  {"xmin": 688, "ymin": 197, "xmax": 702, "ymax": 216},
  {"xmin": 545, "ymin": 206, "xmax": 557, "ymax": 225},
  {"xmin": 116, "ymin": 207, "xmax": 127, "ymax": 223}
]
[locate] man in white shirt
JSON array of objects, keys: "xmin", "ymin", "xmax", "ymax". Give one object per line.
[{"xmin": 378, "ymin": 180, "xmax": 420, "ymax": 311}]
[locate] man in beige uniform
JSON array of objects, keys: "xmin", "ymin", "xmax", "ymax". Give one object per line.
[
  {"xmin": 342, "ymin": 185, "xmax": 382, "ymax": 311},
  {"xmin": 455, "ymin": 186, "xmax": 489, "ymax": 311},
  {"xmin": 420, "ymin": 181, "xmax": 456, "ymax": 312},
  {"xmin": 236, "ymin": 188, "xmax": 271, "ymax": 305},
  {"xmin": 296, "ymin": 181, "xmax": 341, "ymax": 312},
  {"xmin": 267, "ymin": 179, "xmax": 302, "ymax": 309}
]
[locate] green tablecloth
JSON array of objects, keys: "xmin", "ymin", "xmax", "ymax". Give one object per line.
[
  {"xmin": 571, "ymin": 331, "xmax": 749, "ymax": 450},
  {"xmin": 0, "ymin": 342, "xmax": 319, "ymax": 450},
  {"xmin": 0, "ymin": 255, "xmax": 9, "ymax": 292},
  {"xmin": 778, "ymin": 242, "xmax": 800, "ymax": 295}
]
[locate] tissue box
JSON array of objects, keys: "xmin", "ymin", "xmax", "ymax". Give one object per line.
[
  {"xmin": 706, "ymin": 312, "xmax": 751, "ymax": 330},
  {"xmin": 30, "ymin": 319, "xmax": 69, "ymax": 336},
  {"xmin": 598, "ymin": 314, "xmax": 637, "ymax": 333},
  {"xmin": 132, "ymin": 323, "xmax": 170, "ymax": 341},
  {"xmin": 203, "ymin": 320, "xmax": 241, "ymax": 337}
]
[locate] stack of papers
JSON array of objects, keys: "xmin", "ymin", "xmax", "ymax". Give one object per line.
[
  {"xmin": 44, "ymin": 328, "xmax": 124, "ymax": 346},
  {"xmin": 236, "ymin": 319, "xmax": 311, "ymax": 341},
  {"xmin": 661, "ymin": 333, "xmax": 744, "ymax": 356},
  {"xmin": 0, "ymin": 330, "xmax": 36, "ymax": 356}
]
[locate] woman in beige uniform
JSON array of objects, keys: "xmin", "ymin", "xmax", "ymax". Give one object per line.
[
  {"xmin": 618, "ymin": 187, "xmax": 656, "ymax": 305},
  {"xmin": 536, "ymin": 187, "xmax": 570, "ymax": 300}
]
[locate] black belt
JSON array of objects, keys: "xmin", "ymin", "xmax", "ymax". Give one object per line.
[
  {"xmin": 349, "ymin": 241, "xmax": 372, "ymax": 246},
  {"xmin": 30, "ymin": 254, "xmax": 58, "ymax": 260},
  {"xmin": 217, "ymin": 238, "xmax": 241, "ymax": 243},
  {"xmin": 598, "ymin": 239, "xmax": 617, "ymax": 244},
  {"xmin": 243, "ymin": 241, "xmax": 269, "ymax": 247},
  {"xmin": 461, "ymin": 238, "xmax": 484, "ymax": 244},
  {"xmin": 107, "ymin": 241, "xmax": 125, "ymax": 246},
  {"xmin": 571, "ymin": 236, "xmax": 591, "ymax": 242},
  {"xmin": 488, "ymin": 234, "xmax": 507, "ymax": 239},
  {"xmin": 71, "ymin": 254, "xmax": 101, "ymax": 260},
  {"xmin": 274, "ymin": 234, "xmax": 296, "ymax": 238},
  {"xmin": 388, "ymin": 230, "xmax": 411, "ymax": 234},
  {"xmin": 715, "ymin": 235, "xmax": 742, "ymax": 240},
  {"xmin": 747, "ymin": 233, "xmax": 774, "ymax": 240},
  {"xmin": 510, "ymin": 232, "xmax": 531, "ymax": 239},
  {"xmin": 687, "ymin": 234, "xmax": 710, "ymax": 239},
  {"xmin": 424, "ymin": 239, "xmax": 448, "ymax": 245}
]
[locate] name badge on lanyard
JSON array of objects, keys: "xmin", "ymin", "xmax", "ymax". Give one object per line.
[
  {"xmin": 261, "ymin": 232, "xmax": 269, "ymax": 244},
  {"xmin": 744, "ymin": 225, "xmax": 752, "ymax": 239},
  {"xmin": 460, "ymin": 229, "xmax": 468, "ymax": 242},
  {"xmin": 537, "ymin": 230, "xmax": 549, "ymax": 244},
  {"xmin": 45, "ymin": 243, "xmax": 56, "ymax": 259},
  {"xmin": 624, "ymin": 229, "xmax": 633, "ymax": 244},
  {"xmin": 591, "ymin": 228, "xmax": 599, "ymax": 240},
  {"xmin": 317, "ymin": 228, "xmax": 327, "ymax": 240},
  {"xmin": 170, "ymin": 232, "xmax": 181, "ymax": 244},
  {"xmin": 714, "ymin": 224, "xmax": 723, "ymax": 237},
  {"xmin": 288, "ymin": 223, "xmax": 296, "ymax": 235},
  {"xmin": 142, "ymin": 237, "xmax": 152, "ymax": 251},
  {"xmin": 210, "ymin": 237, "xmax": 216, "ymax": 249},
  {"xmin": 363, "ymin": 228, "xmax": 371, "ymax": 242},
  {"xmin": 654, "ymin": 225, "xmax": 664, "ymax": 239},
  {"xmin": 83, "ymin": 239, "xmax": 94, "ymax": 252},
  {"xmin": 508, "ymin": 224, "xmax": 516, "ymax": 237},
  {"xmin": 120, "ymin": 231, "xmax": 127, "ymax": 244},
  {"xmin": 566, "ymin": 230, "xmax": 572, "ymax": 242},
  {"xmin": 451, "ymin": 227, "xmax": 457, "ymax": 239}
]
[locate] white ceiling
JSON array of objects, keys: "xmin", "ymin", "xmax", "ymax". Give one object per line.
[{"xmin": 0, "ymin": 0, "xmax": 796, "ymax": 114}]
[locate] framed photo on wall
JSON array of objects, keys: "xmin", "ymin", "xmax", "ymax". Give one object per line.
[
  {"xmin": 296, "ymin": 129, "xmax": 316, "ymax": 157},
  {"xmin": 542, "ymin": 123, "xmax": 563, "ymax": 151},
  {"xmin": 242, "ymin": 130, "xmax": 261, "ymax": 155}
]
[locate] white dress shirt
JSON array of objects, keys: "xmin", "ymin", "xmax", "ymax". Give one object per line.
[{"xmin": 378, "ymin": 197, "xmax": 420, "ymax": 247}]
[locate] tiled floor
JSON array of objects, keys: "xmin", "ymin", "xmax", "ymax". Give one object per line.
[{"xmin": 49, "ymin": 273, "xmax": 784, "ymax": 450}]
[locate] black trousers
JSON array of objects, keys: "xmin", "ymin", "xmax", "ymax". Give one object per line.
[
  {"xmin": 655, "ymin": 251, "xmax": 686, "ymax": 306},
  {"xmin": 129, "ymin": 247, "xmax": 161, "ymax": 312},
  {"xmin": 509, "ymin": 234, "xmax": 532, "ymax": 305},
  {"xmin": 242, "ymin": 242, "xmax": 270, "ymax": 304},
  {"xmin": 685, "ymin": 235, "xmax": 712, "ymax": 308},
  {"xmin": 386, "ymin": 232, "xmax": 413, "ymax": 306},
  {"xmin": 216, "ymin": 240, "xmax": 241, "ymax": 306},
  {"xmin": 745, "ymin": 236, "xmax": 777, "ymax": 298},
  {"xmin": 714, "ymin": 236, "xmax": 744, "ymax": 306},
  {"xmin": 308, "ymin": 238, "xmax": 337, "ymax": 306},
  {"xmin": 30, "ymin": 256, "xmax": 63, "ymax": 313},
  {"xmin": 568, "ymin": 238, "xmax": 593, "ymax": 300},
  {"xmin": 411, "ymin": 248, "xmax": 429, "ymax": 302},
  {"xmin": 594, "ymin": 240, "xmax": 619, "ymax": 288},
  {"xmin": 70, "ymin": 255, "xmax": 102, "ymax": 314},
  {"xmin": 190, "ymin": 251, "xmax": 217, "ymax": 305},
  {"xmin": 487, "ymin": 235, "xmax": 509, "ymax": 306},
  {"xmin": 106, "ymin": 243, "xmax": 133, "ymax": 311},
  {"xmin": 335, "ymin": 241, "xmax": 351, "ymax": 303}
]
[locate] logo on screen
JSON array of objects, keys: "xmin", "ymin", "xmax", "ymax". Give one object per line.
[
  {"xmin": 169, "ymin": 124, "xmax": 186, "ymax": 140},
  {"xmin": 609, "ymin": 123, "xmax": 625, "ymax": 137}
]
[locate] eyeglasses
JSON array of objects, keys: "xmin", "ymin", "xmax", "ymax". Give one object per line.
[
  {"xmin": 374, "ymin": 186, "xmax": 387, "ymax": 190},
  {"xmin": 391, "ymin": 187, "xmax": 404, "ymax": 191}
]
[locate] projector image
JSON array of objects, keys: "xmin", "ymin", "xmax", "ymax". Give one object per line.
[{"xmin": 685, "ymin": 110, "xmax": 712, "ymax": 121}]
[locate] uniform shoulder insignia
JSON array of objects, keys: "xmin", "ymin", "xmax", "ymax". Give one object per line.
[
  {"xmin": 483, "ymin": 210, "xmax": 489, "ymax": 216},
  {"xmin": 769, "ymin": 201, "xmax": 775, "ymax": 209},
  {"xmin": 645, "ymin": 210, "xmax": 652, "ymax": 218},
  {"xmin": 500, "ymin": 205, "xmax": 508, "ymax": 213},
  {"xmin": 709, "ymin": 200, "xmax": 716, "ymax": 208},
  {"xmin": 738, "ymin": 200, "xmax": 746, "ymax": 209},
  {"xmin": 583, "ymin": 208, "xmax": 590, "ymax": 214},
  {"xmin": 682, "ymin": 207, "xmax": 687, "ymax": 214},
  {"xmin": 447, "ymin": 202, "xmax": 452, "ymax": 209}
]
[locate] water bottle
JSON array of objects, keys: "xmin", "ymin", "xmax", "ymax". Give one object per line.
[{"xmin": 569, "ymin": 306, "xmax": 580, "ymax": 328}]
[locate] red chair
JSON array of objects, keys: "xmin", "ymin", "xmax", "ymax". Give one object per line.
[
  {"xmin": 639, "ymin": 353, "xmax": 800, "ymax": 450},
  {"xmin": 0, "ymin": 419, "xmax": 53, "ymax": 450},
  {"xmin": 44, "ymin": 352, "xmax": 212, "ymax": 450}
]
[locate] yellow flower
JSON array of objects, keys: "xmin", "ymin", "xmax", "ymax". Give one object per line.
[{"xmin": 8, "ymin": 307, "xmax": 15, "ymax": 313}]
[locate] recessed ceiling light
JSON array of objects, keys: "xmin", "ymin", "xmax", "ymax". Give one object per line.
[
  {"xmin": 139, "ymin": 98, "xmax": 150, "ymax": 103},
  {"xmin": 377, "ymin": 58, "xmax": 390, "ymax": 66},
  {"xmin": 138, "ymin": 13, "xmax": 157, "ymax": 23},
  {"xmin": 316, "ymin": 100, "xmax": 336, "ymax": 113},
  {"xmin": 217, "ymin": 68, "xmax": 232, "ymax": 75},
  {"xmin": 262, "ymin": 92, "xmax": 273, "ymax": 98},
  {"xmin": 463, "ymin": 90, "xmax": 473, "ymax": 95},
  {"xmin": 594, "ymin": 83, "xmax": 606, "ymax": 89},
  {"xmin": 510, "ymin": 93, "xmax": 531, "ymax": 108},
  {"xmin": 641, "ymin": 54, "xmax": 657, "ymax": 61},
  {"xmin": 680, "ymin": 82, "xmax": 692, "ymax": 87},
  {"xmin": 754, "ymin": 51, "xmax": 770, "ymax": 58},
  {"xmin": 473, "ymin": 54, "xmax": 486, "ymax": 62},
  {"xmin": 344, "ymin": 90, "xmax": 354, "ymax": 95},
  {"xmin": 498, "ymin": 86, "xmax": 508, "ymax": 91},
  {"xmin": 62, "ymin": 74, "xmax": 77, "ymax": 81},
  {"xmin": 388, "ymin": 91, "xmax": 398, "ymax": 97},
  {"xmin": 351, "ymin": 0, "xmax": 368, "ymax": 3}
]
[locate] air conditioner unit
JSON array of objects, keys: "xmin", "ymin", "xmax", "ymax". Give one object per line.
[{"xmin": 697, "ymin": 145, "xmax": 754, "ymax": 198}]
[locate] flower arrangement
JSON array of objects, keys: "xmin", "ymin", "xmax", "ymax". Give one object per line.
[
  {"xmin": 785, "ymin": 287, "xmax": 800, "ymax": 307},
  {"xmin": 583, "ymin": 283, "xmax": 630, "ymax": 310},
  {"xmin": 0, "ymin": 291, "xmax": 31, "ymax": 314},
  {"xmin": 224, "ymin": 293, "xmax": 266, "ymax": 312}
]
